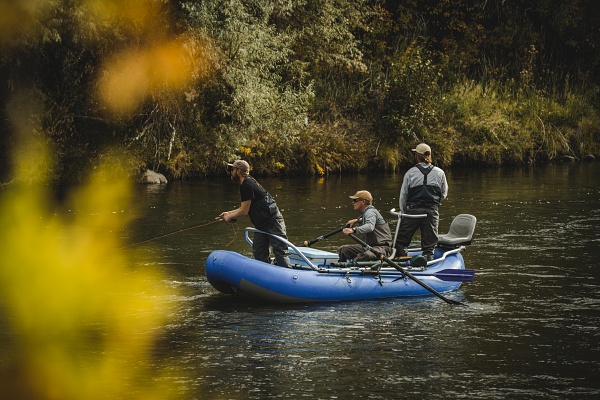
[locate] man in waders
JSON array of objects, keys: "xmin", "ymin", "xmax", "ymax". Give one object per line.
[{"xmin": 396, "ymin": 143, "xmax": 448, "ymax": 261}]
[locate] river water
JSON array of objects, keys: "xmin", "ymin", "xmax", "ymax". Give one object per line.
[{"xmin": 121, "ymin": 162, "xmax": 600, "ymax": 399}]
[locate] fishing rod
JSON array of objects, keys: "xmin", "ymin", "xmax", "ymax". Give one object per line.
[{"xmin": 121, "ymin": 217, "xmax": 232, "ymax": 249}]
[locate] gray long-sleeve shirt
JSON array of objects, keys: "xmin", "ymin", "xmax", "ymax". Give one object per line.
[{"xmin": 354, "ymin": 205, "xmax": 392, "ymax": 246}]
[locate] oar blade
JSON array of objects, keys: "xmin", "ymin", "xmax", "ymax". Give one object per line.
[{"xmin": 433, "ymin": 268, "xmax": 475, "ymax": 282}]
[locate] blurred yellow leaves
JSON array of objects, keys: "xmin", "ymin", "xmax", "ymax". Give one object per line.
[
  {"xmin": 0, "ymin": 140, "xmax": 180, "ymax": 399},
  {"xmin": 84, "ymin": 0, "xmax": 213, "ymax": 114},
  {"xmin": 0, "ymin": 0, "xmax": 213, "ymax": 115},
  {"xmin": 1, "ymin": 7, "xmax": 198, "ymax": 397},
  {"xmin": 1, "ymin": 4, "xmax": 203, "ymax": 394},
  {"xmin": 98, "ymin": 38, "xmax": 201, "ymax": 114},
  {"xmin": 0, "ymin": 0, "xmax": 48, "ymax": 43}
]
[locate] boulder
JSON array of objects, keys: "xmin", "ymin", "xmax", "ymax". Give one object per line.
[{"xmin": 140, "ymin": 169, "xmax": 168, "ymax": 184}]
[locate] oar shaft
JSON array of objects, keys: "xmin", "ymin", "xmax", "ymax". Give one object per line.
[
  {"xmin": 332, "ymin": 258, "xmax": 412, "ymax": 267},
  {"xmin": 347, "ymin": 233, "xmax": 466, "ymax": 306},
  {"xmin": 328, "ymin": 263, "xmax": 474, "ymax": 282},
  {"xmin": 302, "ymin": 225, "xmax": 346, "ymax": 247}
]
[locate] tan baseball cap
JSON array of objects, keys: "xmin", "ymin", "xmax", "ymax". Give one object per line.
[
  {"xmin": 349, "ymin": 190, "xmax": 373, "ymax": 202},
  {"xmin": 412, "ymin": 143, "xmax": 432, "ymax": 155},
  {"xmin": 227, "ymin": 160, "xmax": 250, "ymax": 172}
]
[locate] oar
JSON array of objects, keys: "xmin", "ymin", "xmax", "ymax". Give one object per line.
[
  {"xmin": 121, "ymin": 217, "xmax": 226, "ymax": 248},
  {"xmin": 434, "ymin": 269, "xmax": 475, "ymax": 282},
  {"xmin": 328, "ymin": 262, "xmax": 474, "ymax": 282},
  {"xmin": 347, "ymin": 233, "xmax": 466, "ymax": 306},
  {"xmin": 318, "ymin": 267, "xmax": 474, "ymax": 282},
  {"xmin": 331, "ymin": 258, "xmax": 412, "ymax": 267},
  {"xmin": 301, "ymin": 225, "xmax": 348, "ymax": 247}
]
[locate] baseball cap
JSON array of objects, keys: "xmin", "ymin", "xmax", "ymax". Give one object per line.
[
  {"xmin": 412, "ymin": 143, "xmax": 431, "ymax": 155},
  {"xmin": 227, "ymin": 160, "xmax": 250, "ymax": 172},
  {"xmin": 349, "ymin": 190, "xmax": 373, "ymax": 202}
]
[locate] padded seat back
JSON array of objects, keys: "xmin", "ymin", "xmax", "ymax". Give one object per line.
[{"xmin": 437, "ymin": 214, "xmax": 477, "ymax": 248}]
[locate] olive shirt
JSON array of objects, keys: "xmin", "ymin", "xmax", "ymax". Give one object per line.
[{"xmin": 337, "ymin": 205, "xmax": 393, "ymax": 262}]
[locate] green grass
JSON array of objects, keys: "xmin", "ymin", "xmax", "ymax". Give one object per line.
[{"xmin": 433, "ymin": 78, "xmax": 600, "ymax": 166}]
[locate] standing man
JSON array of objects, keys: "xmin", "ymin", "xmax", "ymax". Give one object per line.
[
  {"xmin": 219, "ymin": 160, "xmax": 291, "ymax": 268},
  {"xmin": 396, "ymin": 143, "xmax": 448, "ymax": 261},
  {"xmin": 338, "ymin": 190, "xmax": 393, "ymax": 262}
]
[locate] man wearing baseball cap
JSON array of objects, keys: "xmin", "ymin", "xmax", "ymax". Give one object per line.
[
  {"xmin": 219, "ymin": 160, "xmax": 291, "ymax": 268},
  {"xmin": 396, "ymin": 143, "xmax": 448, "ymax": 261},
  {"xmin": 226, "ymin": 160, "xmax": 250, "ymax": 173},
  {"xmin": 338, "ymin": 190, "xmax": 393, "ymax": 262}
]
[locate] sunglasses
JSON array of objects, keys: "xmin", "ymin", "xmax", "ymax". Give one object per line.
[{"xmin": 352, "ymin": 198, "xmax": 362, "ymax": 203}]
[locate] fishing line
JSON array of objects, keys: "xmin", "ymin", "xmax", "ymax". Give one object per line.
[
  {"xmin": 121, "ymin": 218, "xmax": 223, "ymax": 249},
  {"xmin": 223, "ymin": 222, "xmax": 239, "ymax": 247}
]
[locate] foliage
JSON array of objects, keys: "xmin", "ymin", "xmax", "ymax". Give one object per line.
[
  {"xmin": 293, "ymin": 119, "xmax": 373, "ymax": 175},
  {"xmin": 378, "ymin": 42, "xmax": 442, "ymax": 146},
  {"xmin": 479, "ymin": 0, "xmax": 600, "ymax": 83},
  {"xmin": 1, "ymin": 0, "xmax": 599, "ymax": 182},
  {"xmin": 181, "ymin": 0, "xmax": 314, "ymax": 176},
  {"xmin": 438, "ymin": 78, "xmax": 600, "ymax": 165}
]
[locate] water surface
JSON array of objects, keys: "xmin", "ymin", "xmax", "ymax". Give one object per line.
[{"xmin": 126, "ymin": 162, "xmax": 600, "ymax": 399}]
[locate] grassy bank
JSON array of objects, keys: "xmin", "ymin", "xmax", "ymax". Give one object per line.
[
  {"xmin": 437, "ymin": 78, "xmax": 600, "ymax": 166},
  {"xmin": 232, "ymin": 78, "xmax": 600, "ymax": 178}
]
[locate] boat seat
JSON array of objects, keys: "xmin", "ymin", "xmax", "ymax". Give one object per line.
[{"xmin": 437, "ymin": 214, "xmax": 477, "ymax": 248}]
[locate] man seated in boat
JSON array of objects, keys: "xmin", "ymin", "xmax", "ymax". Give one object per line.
[{"xmin": 338, "ymin": 190, "xmax": 393, "ymax": 262}]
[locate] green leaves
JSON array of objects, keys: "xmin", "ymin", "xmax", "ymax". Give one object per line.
[
  {"xmin": 2, "ymin": 0, "xmax": 599, "ymax": 180},
  {"xmin": 183, "ymin": 0, "xmax": 314, "ymax": 171}
]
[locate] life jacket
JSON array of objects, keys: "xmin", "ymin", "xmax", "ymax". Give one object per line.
[{"xmin": 407, "ymin": 164, "xmax": 443, "ymax": 206}]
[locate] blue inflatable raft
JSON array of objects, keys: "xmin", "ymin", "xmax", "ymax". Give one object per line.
[{"xmin": 205, "ymin": 213, "xmax": 477, "ymax": 303}]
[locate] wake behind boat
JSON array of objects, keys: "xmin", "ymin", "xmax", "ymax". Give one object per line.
[{"xmin": 205, "ymin": 213, "xmax": 477, "ymax": 303}]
